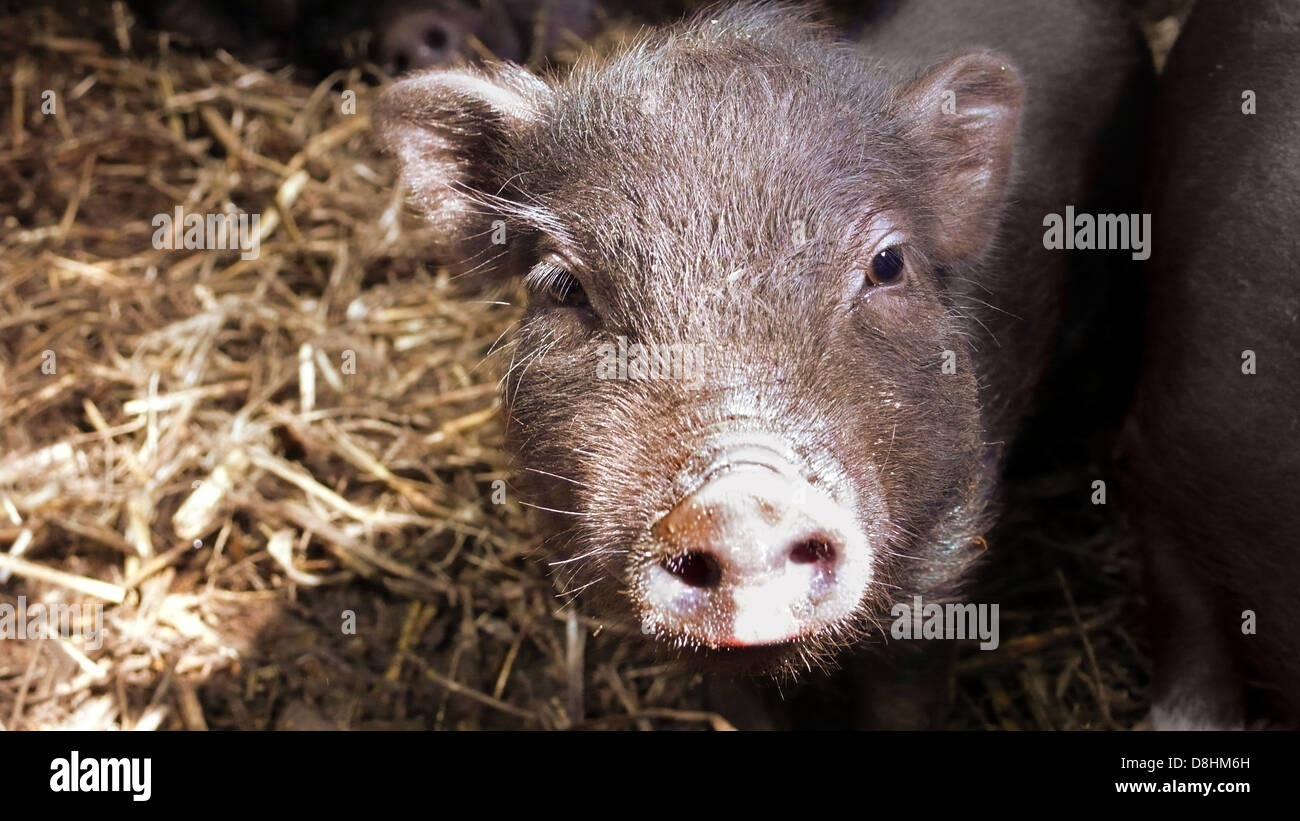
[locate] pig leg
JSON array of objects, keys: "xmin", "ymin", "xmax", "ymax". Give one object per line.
[{"xmin": 1139, "ymin": 519, "xmax": 1245, "ymax": 730}]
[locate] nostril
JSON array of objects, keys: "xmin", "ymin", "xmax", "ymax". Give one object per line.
[
  {"xmin": 424, "ymin": 25, "xmax": 449, "ymax": 52},
  {"xmin": 661, "ymin": 551, "xmax": 722, "ymax": 589},
  {"xmin": 789, "ymin": 537, "xmax": 836, "ymax": 565}
]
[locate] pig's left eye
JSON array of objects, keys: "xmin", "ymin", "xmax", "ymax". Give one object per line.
[
  {"xmin": 527, "ymin": 260, "xmax": 591, "ymax": 311},
  {"xmin": 867, "ymin": 246, "xmax": 906, "ymax": 287}
]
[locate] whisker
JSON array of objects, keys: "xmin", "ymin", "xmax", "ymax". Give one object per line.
[
  {"xmin": 518, "ymin": 501, "xmax": 595, "ymax": 517},
  {"xmin": 524, "ymin": 466, "xmax": 591, "ymax": 487}
]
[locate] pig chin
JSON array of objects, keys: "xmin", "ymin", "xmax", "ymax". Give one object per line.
[{"xmin": 625, "ymin": 433, "xmax": 879, "ymax": 652}]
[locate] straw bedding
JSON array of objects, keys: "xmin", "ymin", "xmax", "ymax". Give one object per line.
[{"xmin": 0, "ymin": 1, "xmax": 1185, "ymax": 729}]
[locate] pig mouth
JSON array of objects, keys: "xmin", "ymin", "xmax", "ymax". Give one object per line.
[{"xmin": 628, "ymin": 435, "xmax": 876, "ymax": 652}]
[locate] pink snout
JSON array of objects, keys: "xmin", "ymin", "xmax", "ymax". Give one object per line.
[{"xmin": 637, "ymin": 452, "xmax": 872, "ymax": 648}]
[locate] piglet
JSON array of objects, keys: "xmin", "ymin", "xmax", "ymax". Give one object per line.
[{"xmin": 376, "ymin": 1, "xmax": 1150, "ymax": 723}]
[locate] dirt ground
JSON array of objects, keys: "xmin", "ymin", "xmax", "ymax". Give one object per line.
[{"xmin": 0, "ymin": 0, "xmax": 1190, "ymax": 730}]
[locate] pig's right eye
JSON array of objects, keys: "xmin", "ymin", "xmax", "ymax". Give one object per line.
[
  {"xmin": 527, "ymin": 261, "xmax": 591, "ymax": 312},
  {"xmin": 867, "ymin": 246, "xmax": 907, "ymax": 287}
]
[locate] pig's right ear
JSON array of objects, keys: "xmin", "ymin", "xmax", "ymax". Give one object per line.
[
  {"xmin": 373, "ymin": 64, "xmax": 551, "ymax": 272},
  {"xmin": 897, "ymin": 51, "xmax": 1023, "ymax": 262}
]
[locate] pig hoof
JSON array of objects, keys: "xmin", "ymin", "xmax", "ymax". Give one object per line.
[{"xmin": 1148, "ymin": 703, "xmax": 1244, "ymax": 731}]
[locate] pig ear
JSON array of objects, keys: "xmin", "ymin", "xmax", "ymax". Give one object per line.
[
  {"xmin": 899, "ymin": 51, "xmax": 1023, "ymax": 261},
  {"xmin": 373, "ymin": 63, "xmax": 551, "ymax": 263}
]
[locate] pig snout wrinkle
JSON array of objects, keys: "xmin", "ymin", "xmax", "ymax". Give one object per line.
[{"xmin": 640, "ymin": 454, "xmax": 872, "ymax": 649}]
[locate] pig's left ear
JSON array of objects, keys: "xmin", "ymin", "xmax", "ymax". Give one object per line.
[
  {"xmin": 373, "ymin": 63, "xmax": 552, "ymax": 263},
  {"xmin": 897, "ymin": 51, "xmax": 1023, "ymax": 262}
]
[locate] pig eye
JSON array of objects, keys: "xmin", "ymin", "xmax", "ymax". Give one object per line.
[
  {"xmin": 527, "ymin": 260, "xmax": 591, "ymax": 311},
  {"xmin": 867, "ymin": 246, "xmax": 906, "ymax": 287}
]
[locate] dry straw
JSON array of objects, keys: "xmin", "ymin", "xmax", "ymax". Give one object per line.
[{"xmin": 0, "ymin": 1, "xmax": 1159, "ymax": 730}]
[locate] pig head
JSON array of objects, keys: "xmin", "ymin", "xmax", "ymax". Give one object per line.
[{"xmin": 375, "ymin": 5, "xmax": 1021, "ymax": 673}]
